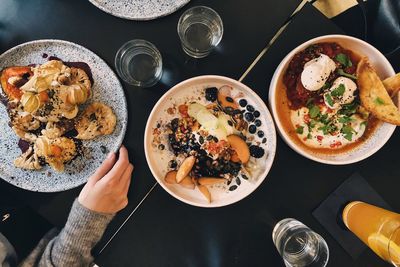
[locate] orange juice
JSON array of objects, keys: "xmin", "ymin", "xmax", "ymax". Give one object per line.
[{"xmin": 342, "ymin": 201, "xmax": 400, "ymax": 266}]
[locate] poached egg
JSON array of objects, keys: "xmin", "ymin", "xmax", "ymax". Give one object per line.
[{"xmin": 301, "ymin": 54, "xmax": 336, "ymax": 91}]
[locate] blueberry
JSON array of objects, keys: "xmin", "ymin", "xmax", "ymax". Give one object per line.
[
  {"xmin": 253, "ymin": 110, "xmax": 260, "ymax": 118},
  {"xmin": 254, "ymin": 119, "xmax": 261, "ymax": 127},
  {"xmin": 205, "ymin": 87, "xmax": 218, "ymax": 102},
  {"xmin": 257, "ymin": 131, "xmax": 264, "ymax": 138},
  {"xmin": 244, "ymin": 112, "xmax": 254, "ymax": 122},
  {"xmin": 249, "ymin": 125, "xmax": 257, "ymax": 134},
  {"xmin": 225, "ymin": 96, "xmax": 234, "ymax": 103},
  {"xmin": 249, "ymin": 145, "xmax": 265, "ymax": 158},
  {"xmin": 246, "ymin": 105, "xmax": 255, "ymax": 112},
  {"xmin": 239, "ymin": 99, "xmax": 247, "ymax": 107}
]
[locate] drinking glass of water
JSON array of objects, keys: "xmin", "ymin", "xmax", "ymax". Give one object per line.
[
  {"xmin": 177, "ymin": 6, "xmax": 223, "ymax": 58},
  {"xmin": 115, "ymin": 39, "xmax": 163, "ymax": 87},
  {"xmin": 272, "ymin": 218, "xmax": 329, "ymax": 267}
]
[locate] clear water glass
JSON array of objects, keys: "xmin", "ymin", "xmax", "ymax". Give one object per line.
[
  {"xmin": 272, "ymin": 218, "xmax": 329, "ymax": 267},
  {"xmin": 115, "ymin": 39, "xmax": 163, "ymax": 87},
  {"xmin": 177, "ymin": 6, "xmax": 223, "ymax": 58}
]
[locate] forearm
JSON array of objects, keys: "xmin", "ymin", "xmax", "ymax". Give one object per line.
[{"xmin": 38, "ymin": 199, "xmax": 114, "ymax": 267}]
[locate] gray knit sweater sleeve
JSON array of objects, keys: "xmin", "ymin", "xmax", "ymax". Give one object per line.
[{"xmin": 30, "ymin": 199, "xmax": 114, "ymax": 267}]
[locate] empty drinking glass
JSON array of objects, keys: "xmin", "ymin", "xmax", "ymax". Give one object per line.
[
  {"xmin": 115, "ymin": 39, "xmax": 163, "ymax": 87},
  {"xmin": 272, "ymin": 218, "xmax": 329, "ymax": 267},
  {"xmin": 177, "ymin": 6, "xmax": 223, "ymax": 58}
]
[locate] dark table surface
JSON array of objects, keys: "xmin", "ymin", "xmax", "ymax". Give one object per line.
[{"xmin": 0, "ymin": 1, "xmax": 398, "ymax": 267}]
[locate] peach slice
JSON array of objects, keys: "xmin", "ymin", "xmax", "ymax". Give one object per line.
[
  {"xmin": 164, "ymin": 171, "xmax": 177, "ymax": 184},
  {"xmin": 230, "ymin": 151, "xmax": 240, "ymax": 163},
  {"xmin": 180, "ymin": 176, "xmax": 195, "ymax": 190},
  {"xmin": 176, "ymin": 156, "xmax": 196, "ymax": 183},
  {"xmin": 198, "ymin": 177, "xmax": 226, "ymax": 185},
  {"xmin": 198, "ymin": 185, "xmax": 211, "ymax": 203},
  {"xmin": 227, "ymin": 135, "xmax": 250, "ymax": 164},
  {"xmin": 218, "ymin": 85, "xmax": 238, "ymax": 109}
]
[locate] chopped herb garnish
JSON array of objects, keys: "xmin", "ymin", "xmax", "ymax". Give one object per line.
[
  {"xmin": 307, "ymin": 133, "xmax": 312, "ymax": 139},
  {"xmin": 306, "ymin": 98, "xmax": 315, "ymax": 108},
  {"xmin": 319, "ymin": 114, "xmax": 330, "ymax": 125},
  {"xmin": 309, "ymin": 105, "xmax": 320, "ymax": 118},
  {"xmin": 374, "ymin": 97, "xmax": 385, "ymax": 105},
  {"xmin": 325, "ymin": 93, "xmax": 334, "ymax": 107},
  {"xmin": 338, "ymin": 69, "xmax": 357, "ymax": 80},
  {"xmin": 318, "ymin": 123, "xmax": 337, "ymax": 135},
  {"xmin": 322, "ymin": 82, "xmax": 331, "ymax": 90},
  {"xmin": 331, "ymin": 84, "xmax": 345, "ymax": 97},
  {"xmin": 338, "ymin": 116, "xmax": 352, "ymax": 123},
  {"xmin": 335, "ymin": 53, "xmax": 353, "ymax": 67},
  {"xmin": 295, "ymin": 126, "xmax": 304, "ymax": 134},
  {"xmin": 309, "ymin": 119, "xmax": 317, "ymax": 129},
  {"xmin": 338, "ymin": 101, "xmax": 359, "ymax": 116},
  {"xmin": 341, "ymin": 125, "xmax": 356, "ymax": 141}
]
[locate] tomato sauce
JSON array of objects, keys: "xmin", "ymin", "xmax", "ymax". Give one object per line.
[{"xmin": 283, "ymin": 42, "xmax": 358, "ymax": 110}]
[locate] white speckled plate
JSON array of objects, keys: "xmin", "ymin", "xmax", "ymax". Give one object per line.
[
  {"xmin": 144, "ymin": 76, "xmax": 277, "ymax": 207},
  {"xmin": 88, "ymin": 0, "xmax": 190, "ymax": 21},
  {"xmin": 0, "ymin": 39, "xmax": 127, "ymax": 192}
]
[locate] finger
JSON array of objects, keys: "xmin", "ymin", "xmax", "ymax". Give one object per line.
[
  {"xmin": 120, "ymin": 164, "xmax": 133, "ymax": 195},
  {"xmin": 89, "ymin": 152, "xmax": 116, "ymax": 183},
  {"xmin": 102, "ymin": 146, "xmax": 130, "ymax": 182}
]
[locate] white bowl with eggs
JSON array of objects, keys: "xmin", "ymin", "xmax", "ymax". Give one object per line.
[{"xmin": 268, "ymin": 35, "xmax": 396, "ymax": 165}]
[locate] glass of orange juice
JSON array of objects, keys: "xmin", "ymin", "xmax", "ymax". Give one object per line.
[{"xmin": 342, "ymin": 201, "xmax": 400, "ymax": 266}]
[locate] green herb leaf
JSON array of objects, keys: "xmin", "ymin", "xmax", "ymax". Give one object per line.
[
  {"xmin": 335, "ymin": 53, "xmax": 353, "ymax": 67},
  {"xmin": 338, "ymin": 116, "xmax": 352, "ymax": 123},
  {"xmin": 331, "ymin": 84, "xmax": 346, "ymax": 97},
  {"xmin": 309, "ymin": 119, "xmax": 317, "ymax": 129},
  {"xmin": 341, "ymin": 125, "xmax": 355, "ymax": 141},
  {"xmin": 325, "ymin": 93, "xmax": 334, "ymax": 107},
  {"xmin": 309, "ymin": 105, "xmax": 320, "ymax": 118},
  {"xmin": 338, "ymin": 101, "xmax": 359, "ymax": 116},
  {"xmin": 295, "ymin": 126, "xmax": 304, "ymax": 134},
  {"xmin": 322, "ymin": 82, "xmax": 331, "ymax": 90},
  {"xmin": 319, "ymin": 114, "xmax": 330, "ymax": 125},
  {"xmin": 307, "ymin": 133, "xmax": 312, "ymax": 139},
  {"xmin": 306, "ymin": 98, "xmax": 315, "ymax": 109},
  {"xmin": 374, "ymin": 97, "xmax": 385, "ymax": 105},
  {"xmin": 318, "ymin": 123, "xmax": 337, "ymax": 135},
  {"xmin": 338, "ymin": 69, "xmax": 357, "ymax": 80}
]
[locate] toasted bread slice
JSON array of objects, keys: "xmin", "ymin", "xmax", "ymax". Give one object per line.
[{"xmin": 357, "ymin": 58, "xmax": 400, "ymax": 125}]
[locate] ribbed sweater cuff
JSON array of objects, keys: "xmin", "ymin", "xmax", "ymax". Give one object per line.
[{"xmin": 63, "ymin": 199, "xmax": 115, "ymax": 248}]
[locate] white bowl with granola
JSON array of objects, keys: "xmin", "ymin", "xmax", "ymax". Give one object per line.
[{"xmin": 144, "ymin": 75, "xmax": 276, "ymax": 207}]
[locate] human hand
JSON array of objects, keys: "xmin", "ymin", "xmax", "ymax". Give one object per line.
[{"xmin": 78, "ymin": 145, "xmax": 133, "ymax": 214}]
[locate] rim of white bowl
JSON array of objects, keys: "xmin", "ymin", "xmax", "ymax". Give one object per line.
[
  {"xmin": 268, "ymin": 34, "xmax": 396, "ymax": 165},
  {"xmin": 144, "ymin": 75, "xmax": 277, "ymax": 207}
]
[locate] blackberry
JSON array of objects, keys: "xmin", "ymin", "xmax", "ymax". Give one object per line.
[
  {"xmin": 249, "ymin": 125, "xmax": 257, "ymax": 134},
  {"xmin": 205, "ymin": 87, "xmax": 218, "ymax": 102},
  {"xmin": 254, "ymin": 119, "xmax": 262, "ymax": 127},
  {"xmin": 253, "ymin": 110, "xmax": 260, "ymax": 118},
  {"xmin": 249, "ymin": 145, "xmax": 265, "ymax": 158},
  {"xmin": 169, "ymin": 160, "xmax": 177, "ymax": 169},
  {"xmin": 246, "ymin": 105, "xmax": 255, "ymax": 112},
  {"xmin": 244, "ymin": 112, "xmax": 254, "ymax": 122},
  {"xmin": 257, "ymin": 131, "xmax": 264, "ymax": 138},
  {"xmin": 239, "ymin": 99, "xmax": 247, "ymax": 107}
]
